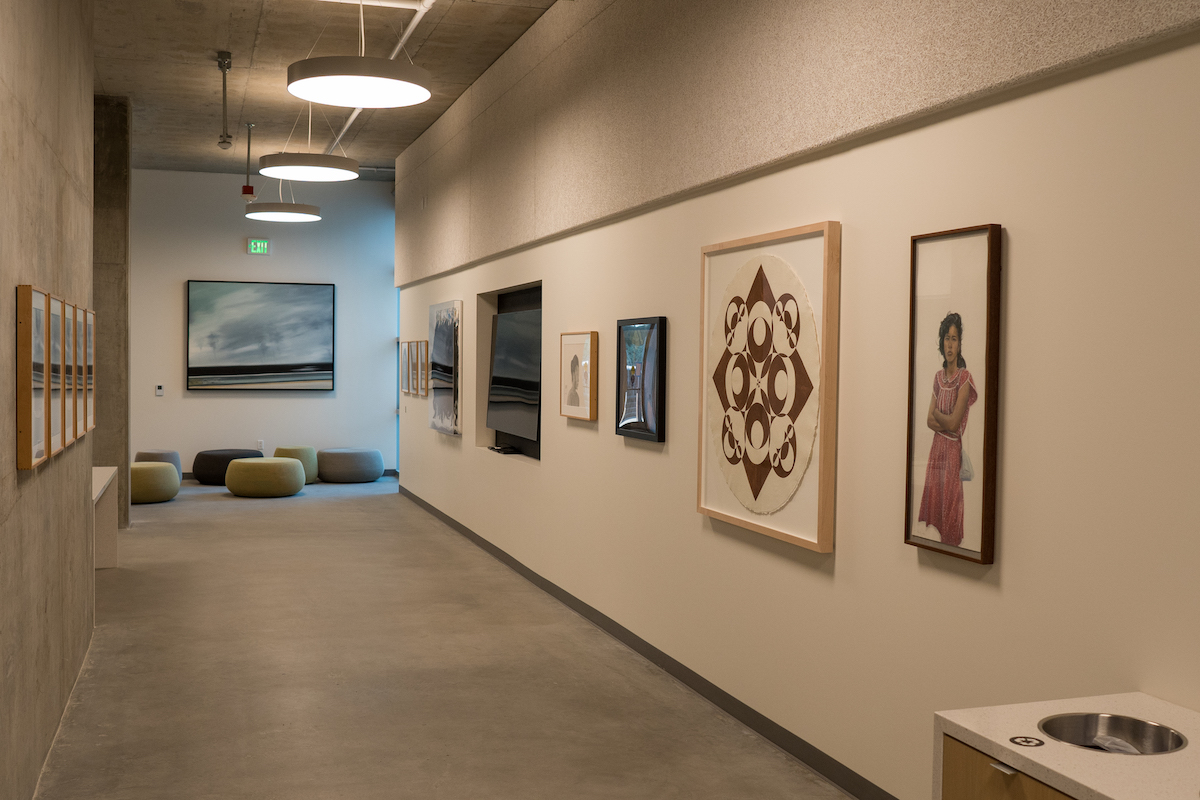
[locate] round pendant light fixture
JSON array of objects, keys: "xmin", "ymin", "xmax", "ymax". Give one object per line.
[
  {"xmin": 259, "ymin": 152, "xmax": 359, "ymax": 182},
  {"xmin": 287, "ymin": 56, "xmax": 431, "ymax": 109},
  {"xmin": 245, "ymin": 202, "xmax": 322, "ymax": 223}
]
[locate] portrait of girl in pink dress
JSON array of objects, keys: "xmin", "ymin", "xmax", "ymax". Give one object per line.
[{"xmin": 917, "ymin": 312, "xmax": 977, "ymax": 547}]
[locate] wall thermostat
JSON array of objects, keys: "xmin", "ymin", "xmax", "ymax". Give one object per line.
[{"xmin": 155, "ymin": 385, "xmax": 163, "ymax": 396}]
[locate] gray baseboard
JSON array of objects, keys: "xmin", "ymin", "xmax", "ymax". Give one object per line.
[{"xmin": 397, "ymin": 484, "xmax": 898, "ymax": 800}]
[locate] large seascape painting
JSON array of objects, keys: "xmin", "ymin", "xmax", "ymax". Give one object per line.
[{"xmin": 187, "ymin": 280, "xmax": 335, "ymax": 390}]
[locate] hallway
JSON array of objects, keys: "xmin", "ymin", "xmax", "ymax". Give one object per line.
[{"xmin": 35, "ymin": 482, "xmax": 844, "ymax": 799}]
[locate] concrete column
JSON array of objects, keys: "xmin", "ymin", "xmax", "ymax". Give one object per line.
[{"xmin": 93, "ymin": 96, "xmax": 132, "ymax": 528}]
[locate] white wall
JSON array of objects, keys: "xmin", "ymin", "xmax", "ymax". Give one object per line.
[
  {"xmin": 131, "ymin": 170, "xmax": 398, "ymax": 472},
  {"xmin": 398, "ymin": 43, "xmax": 1200, "ymax": 800}
]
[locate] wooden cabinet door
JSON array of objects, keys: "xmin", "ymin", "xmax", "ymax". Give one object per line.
[{"xmin": 943, "ymin": 735, "xmax": 1075, "ymax": 800}]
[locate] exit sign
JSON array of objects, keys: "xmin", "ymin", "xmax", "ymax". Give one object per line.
[{"xmin": 247, "ymin": 238, "xmax": 271, "ymax": 255}]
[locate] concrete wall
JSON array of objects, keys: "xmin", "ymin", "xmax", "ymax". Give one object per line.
[
  {"xmin": 395, "ymin": 0, "xmax": 1200, "ymax": 285},
  {"xmin": 0, "ymin": 1, "xmax": 96, "ymax": 799},
  {"xmin": 397, "ymin": 41, "xmax": 1200, "ymax": 800},
  {"xmin": 129, "ymin": 171, "xmax": 398, "ymax": 472}
]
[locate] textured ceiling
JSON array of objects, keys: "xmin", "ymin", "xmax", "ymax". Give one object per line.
[{"xmin": 94, "ymin": 0, "xmax": 555, "ymax": 180}]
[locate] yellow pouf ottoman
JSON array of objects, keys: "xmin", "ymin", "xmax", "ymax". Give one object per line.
[
  {"xmin": 131, "ymin": 462, "xmax": 180, "ymax": 504},
  {"xmin": 273, "ymin": 446, "xmax": 318, "ymax": 484},
  {"xmin": 225, "ymin": 457, "xmax": 305, "ymax": 498}
]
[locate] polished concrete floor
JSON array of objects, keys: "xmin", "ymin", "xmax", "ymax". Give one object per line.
[{"xmin": 35, "ymin": 481, "xmax": 846, "ymax": 799}]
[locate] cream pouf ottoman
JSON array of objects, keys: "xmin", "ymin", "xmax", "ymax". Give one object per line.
[
  {"xmin": 225, "ymin": 457, "xmax": 305, "ymax": 498},
  {"xmin": 317, "ymin": 448, "xmax": 385, "ymax": 483},
  {"xmin": 274, "ymin": 446, "xmax": 318, "ymax": 484},
  {"xmin": 131, "ymin": 462, "xmax": 181, "ymax": 504}
]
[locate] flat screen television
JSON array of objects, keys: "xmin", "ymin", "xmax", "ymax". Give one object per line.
[{"xmin": 486, "ymin": 308, "xmax": 541, "ymax": 443}]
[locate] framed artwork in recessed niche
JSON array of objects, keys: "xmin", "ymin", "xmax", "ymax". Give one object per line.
[
  {"xmin": 697, "ymin": 222, "xmax": 842, "ymax": 553},
  {"xmin": 561, "ymin": 332, "xmax": 598, "ymax": 421},
  {"xmin": 16, "ymin": 285, "xmax": 49, "ymax": 469},
  {"xmin": 904, "ymin": 224, "xmax": 1002, "ymax": 565},
  {"xmin": 616, "ymin": 318, "xmax": 665, "ymax": 441},
  {"xmin": 429, "ymin": 300, "xmax": 462, "ymax": 435},
  {"xmin": 186, "ymin": 280, "xmax": 334, "ymax": 390}
]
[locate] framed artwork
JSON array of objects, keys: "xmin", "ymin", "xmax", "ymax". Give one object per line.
[
  {"xmin": 904, "ymin": 224, "xmax": 1001, "ymax": 564},
  {"xmin": 85, "ymin": 309, "xmax": 95, "ymax": 432},
  {"xmin": 400, "ymin": 341, "xmax": 411, "ymax": 394},
  {"xmin": 63, "ymin": 303, "xmax": 77, "ymax": 446},
  {"xmin": 616, "ymin": 317, "xmax": 666, "ymax": 441},
  {"xmin": 417, "ymin": 340, "xmax": 429, "ymax": 397},
  {"xmin": 408, "ymin": 340, "xmax": 420, "ymax": 400},
  {"xmin": 697, "ymin": 221, "xmax": 842, "ymax": 553},
  {"xmin": 429, "ymin": 300, "xmax": 462, "ymax": 435},
  {"xmin": 73, "ymin": 305, "xmax": 85, "ymax": 439},
  {"xmin": 560, "ymin": 332, "xmax": 598, "ymax": 420},
  {"xmin": 186, "ymin": 280, "xmax": 334, "ymax": 390},
  {"xmin": 16, "ymin": 286, "xmax": 49, "ymax": 469},
  {"xmin": 48, "ymin": 296, "xmax": 64, "ymax": 455}
]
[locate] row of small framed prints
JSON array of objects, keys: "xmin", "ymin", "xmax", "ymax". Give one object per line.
[
  {"xmin": 400, "ymin": 340, "xmax": 428, "ymax": 397},
  {"xmin": 16, "ymin": 285, "xmax": 96, "ymax": 470}
]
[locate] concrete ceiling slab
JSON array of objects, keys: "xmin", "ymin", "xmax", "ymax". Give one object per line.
[{"xmin": 95, "ymin": 0, "xmax": 555, "ymax": 180}]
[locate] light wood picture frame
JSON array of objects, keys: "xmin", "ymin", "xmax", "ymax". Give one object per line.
[
  {"xmin": 63, "ymin": 302, "xmax": 77, "ymax": 446},
  {"xmin": 697, "ymin": 221, "xmax": 841, "ymax": 553},
  {"xmin": 416, "ymin": 340, "xmax": 429, "ymax": 397},
  {"xmin": 560, "ymin": 332, "xmax": 598, "ymax": 421},
  {"xmin": 904, "ymin": 224, "xmax": 1001, "ymax": 564},
  {"xmin": 16, "ymin": 286, "xmax": 50, "ymax": 469},
  {"xmin": 73, "ymin": 305, "xmax": 85, "ymax": 439},
  {"xmin": 408, "ymin": 340, "xmax": 420, "ymax": 399}
]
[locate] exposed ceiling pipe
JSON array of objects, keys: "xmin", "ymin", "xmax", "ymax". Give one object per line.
[{"xmin": 323, "ymin": 0, "xmax": 435, "ymax": 156}]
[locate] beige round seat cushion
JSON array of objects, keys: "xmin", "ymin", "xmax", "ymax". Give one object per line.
[
  {"xmin": 131, "ymin": 462, "xmax": 180, "ymax": 504},
  {"xmin": 225, "ymin": 457, "xmax": 305, "ymax": 498},
  {"xmin": 274, "ymin": 446, "xmax": 318, "ymax": 484}
]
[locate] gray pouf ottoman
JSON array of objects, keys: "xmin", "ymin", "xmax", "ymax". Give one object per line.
[
  {"xmin": 317, "ymin": 448, "xmax": 384, "ymax": 483},
  {"xmin": 135, "ymin": 449, "xmax": 182, "ymax": 480}
]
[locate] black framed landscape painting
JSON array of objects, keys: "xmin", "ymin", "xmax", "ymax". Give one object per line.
[{"xmin": 187, "ymin": 280, "xmax": 335, "ymax": 390}]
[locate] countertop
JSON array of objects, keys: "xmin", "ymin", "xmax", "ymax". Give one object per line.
[{"xmin": 935, "ymin": 692, "xmax": 1200, "ymax": 800}]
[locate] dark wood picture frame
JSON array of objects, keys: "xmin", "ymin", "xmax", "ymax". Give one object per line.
[
  {"xmin": 615, "ymin": 317, "xmax": 666, "ymax": 442},
  {"xmin": 904, "ymin": 224, "xmax": 1001, "ymax": 564}
]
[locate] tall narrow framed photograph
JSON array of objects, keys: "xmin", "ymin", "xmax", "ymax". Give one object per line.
[
  {"xmin": 616, "ymin": 317, "xmax": 665, "ymax": 441},
  {"xmin": 904, "ymin": 224, "xmax": 1002, "ymax": 564},
  {"xmin": 408, "ymin": 339, "xmax": 420, "ymax": 400},
  {"xmin": 400, "ymin": 341, "xmax": 411, "ymax": 395},
  {"xmin": 48, "ymin": 296, "xmax": 64, "ymax": 455},
  {"xmin": 429, "ymin": 300, "xmax": 462, "ymax": 435},
  {"xmin": 85, "ymin": 309, "xmax": 95, "ymax": 432},
  {"xmin": 63, "ymin": 302, "xmax": 77, "ymax": 446},
  {"xmin": 16, "ymin": 286, "xmax": 49, "ymax": 469},
  {"xmin": 697, "ymin": 221, "xmax": 841, "ymax": 553},
  {"xmin": 561, "ymin": 332, "xmax": 598, "ymax": 421},
  {"xmin": 416, "ymin": 340, "xmax": 429, "ymax": 397},
  {"xmin": 73, "ymin": 305, "xmax": 85, "ymax": 439}
]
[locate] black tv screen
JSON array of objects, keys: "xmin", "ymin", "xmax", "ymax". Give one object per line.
[{"xmin": 487, "ymin": 309, "xmax": 541, "ymax": 441}]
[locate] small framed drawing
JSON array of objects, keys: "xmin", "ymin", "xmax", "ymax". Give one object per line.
[
  {"xmin": 64, "ymin": 302, "xmax": 77, "ymax": 446},
  {"xmin": 698, "ymin": 222, "xmax": 842, "ymax": 553},
  {"xmin": 560, "ymin": 332, "xmax": 598, "ymax": 420},
  {"xmin": 85, "ymin": 309, "xmax": 95, "ymax": 432},
  {"xmin": 400, "ymin": 341, "xmax": 411, "ymax": 395},
  {"xmin": 904, "ymin": 224, "xmax": 1001, "ymax": 564},
  {"xmin": 417, "ymin": 340, "xmax": 429, "ymax": 397},
  {"xmin": 48, "ymin": 296, "xmax": 64, "ymax": 455},
  {"xmin": 16, "ymin": 286, "xmax": 49, "ymax": 469},
  {"xmin": 616, "ymin": 318, "xmax": 665, "ymax": 441}
]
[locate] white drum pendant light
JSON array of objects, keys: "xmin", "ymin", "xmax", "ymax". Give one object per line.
[
  {"xmin": 260, "ymin": 152, "xmax": 359, "ymax": 182},
  {"xmin": 288, "ymin": 56, "xmax": 431, "ymax": 108},
  {"xmin": 245, "ymin": 202, "xmax": 322, "ymax": 223}
]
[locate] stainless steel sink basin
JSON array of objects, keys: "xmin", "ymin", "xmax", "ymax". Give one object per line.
[{"xmin": 1039, "ymin": 713, "xmax": 1187, "ymax": 755}]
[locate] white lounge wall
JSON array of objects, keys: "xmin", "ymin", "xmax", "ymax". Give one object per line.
[
  {"xmin": 397, "ymin": 43, "xmax": 1200, "ymax": 800},
  {"xmin": 130, "ymin": 170, "xmax": 397, "ymax": 472}
]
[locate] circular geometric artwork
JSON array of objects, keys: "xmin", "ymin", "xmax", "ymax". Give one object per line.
[{"xmin": 708, "ymin": 254, "xmax": 820, "ymax": 515}]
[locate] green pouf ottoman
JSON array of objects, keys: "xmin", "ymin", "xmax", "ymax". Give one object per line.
[
  {"xmin": 225, "ymin": 457, "xmax": 305, "ymax": 498},
  {"xmin": 131, "ymin": 462, "xmax": 181, "ymax": 504},
  {"xmin": 317, "ymin": 448, "xmax": 385, "ymax": 483},
  {"xmin": 274, "ymin": 446, "xmax": 318, "ymax": 484}
]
